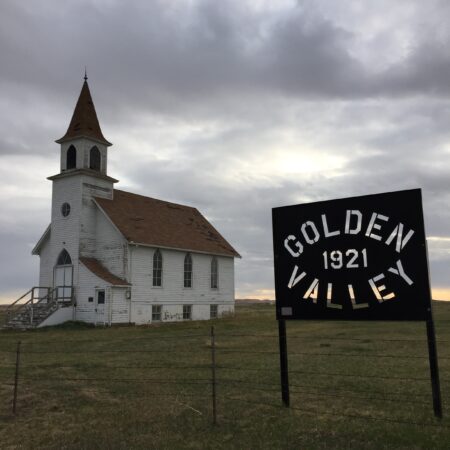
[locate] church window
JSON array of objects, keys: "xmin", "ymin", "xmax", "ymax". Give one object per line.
[
  {"xmin": 89, "ymin": 146, "xmax": 101, "ymax": 171},
  {"xmin": 66, "ymin": 145, "xmax": 76, "ymax": 170},
  {"xmin": 56, "ymin": 249, "xmax": 72, "ymax": 266},
  {"xmin": 184, "ymin": 253, "xmax": 193, "ymax": 288},
  {"xmin": 183, "ymin": 304, "xmax": 192, "ymax": 320},
  {"xmin": 210, "ymin": 304, "xmax": 218, "ymax": 319},
  {"xmin": 61, "ymin": 203, "xmax": 71, "ymax": 217},
  {"xmin": 153, "ymin": 249, "xmax": 162, "ymax": 287},
  {"xmin": 211, "ymin": 257, "xmax": 218, "ymax": 289},
  {"xmin": 152, "ymin": 305, "xmax": 162, "ymax": 321}
]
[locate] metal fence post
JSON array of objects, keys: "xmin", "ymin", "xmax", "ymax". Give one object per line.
[
  {"xmin": 13, "ymin": 341, "xmax": 21, "ymax": 415},
  {"xmin": 211, "ymin": 326, "xmax": 217, "ymax": 425}
]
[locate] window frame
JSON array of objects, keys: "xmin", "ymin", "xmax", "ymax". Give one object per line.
[
  {"xmin": 89, "ymin": 146, "xmax": 101, "ymax": 171},
  {"xmin": 210, "ymin": 304, "xmax": 218, "ymax": 319},
  {"xmin": 66, "ymin": 145, "xmax": 77, "ymax": 170},
  {"xmin": 184, "ymin": 253, "xmax": 193, "ymax": 288},
  {"xmin": 152, "ymin": 249, "xmax": 163, "ymax": 287},
  {"xmin": 183, "ymin": 304, "xmax": 192, "ymax": 320},
  {"xmin": 152, "ymin": 305, "xmax": 162, "ymax": 322},
  {"xmin": 97, "ymin": 290, "xmax": 106, "ymax": 305},
  {"xmin": 56, "ymin": 249, "xmax": 72, "ymax": 266},
  {"xmin": 210, "ymin": 257, "xmax": 218, "ymax": 289},
  {"xmin": 61, "ymin": 202, "xmax": 71, "ymax": 218}
]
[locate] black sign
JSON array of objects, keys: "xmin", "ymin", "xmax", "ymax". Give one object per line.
[{"xmin": 272, "ymin": 189, "xmax": 432, "ymax": 321}]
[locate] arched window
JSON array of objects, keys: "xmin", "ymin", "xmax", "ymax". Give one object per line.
[
  {"xmin": 184, "ymin": 253, "xmax": 192, "ymax": 288},
  {"xmin": 56, "ymin": 249, "xmax": 72, "ymax": 266},
  {"xmin": 66, "ymin": 145, "xmax": 77, "ymax": 170},
  {"xmin": 153, "ymin": 249, "xmax": 162, "ymax": 287},
  {"xmin": 89, "ymin": 146, "xmax": 101, "ymax": 171},
  {"xmin": 211, "ymin": 257, "xmax": 218, "ymax": 289}
]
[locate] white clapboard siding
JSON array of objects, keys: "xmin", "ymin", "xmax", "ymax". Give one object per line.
[
  {"xmin": 94, "ymin": 207, "xmax": 128, "ymax": 280},
  {"xmin": 76, "ymin": 263, "xmax": 129, "ymax": 324},
  {"xmin": 129, "ymin": 245, "xmax": 235, "ymax": 324}
]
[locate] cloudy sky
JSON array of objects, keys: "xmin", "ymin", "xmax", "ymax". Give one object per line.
[{"xmin": 1, "ymin": 0, "xmax": 450, "ymax": 302}]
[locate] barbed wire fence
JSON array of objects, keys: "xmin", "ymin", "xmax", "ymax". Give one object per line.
[{"xmin": 0, "ymin": 325, "xmax": 449, "ymax": 432}]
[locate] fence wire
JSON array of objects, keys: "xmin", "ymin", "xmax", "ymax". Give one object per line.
[{"xmin": 1, "ymin": 324, "xmax": 448, "ymax": 434}]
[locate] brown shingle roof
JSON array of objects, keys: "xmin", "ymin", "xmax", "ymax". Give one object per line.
[
  {"xmin": 79, "ymin": 257, "xmax": 130, "ymax": 285},
  {"xmin": 56, "ymin": 80, "xmax": 112, "ymax": 146},
  {"xmin": 94, "ymin": 190, "xmax": 240, "ymax": 258}
]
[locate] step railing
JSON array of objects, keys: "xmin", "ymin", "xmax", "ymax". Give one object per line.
[
  {"xmin": 4, "ymin": 286, "xmax": 75, "ymax": 327},
  {"xmin": 3, "ymin": 287, "xmax": 49, "ymax": 325}
]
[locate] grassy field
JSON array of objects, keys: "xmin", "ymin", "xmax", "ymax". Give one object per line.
[{"xmin": 0, "ymin": 302, "xmax": 450, "ymax": 449}]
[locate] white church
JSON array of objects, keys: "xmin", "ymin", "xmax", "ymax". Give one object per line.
[{"xmin": 7, "ymin": 77, "xmax": 240, "ymax": 328}]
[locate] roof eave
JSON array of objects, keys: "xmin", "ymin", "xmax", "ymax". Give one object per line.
[
  {"xmin": 47, "ymin": 169, "xmax": 118, "ymax": 183},
  {"xmin": 79, "ymin": 258, "xmax": 131, "ymax": 286},
  {"xmin": 128, "ymin": 240, "xmax": 240, "ymax": 258},
  {"xmin": 32, "ymin": 225, "xmax": 51, "ymax": 255},
  {"xmin": 55, "ymin": 134, "xmax": 112, "ymax": 147}
]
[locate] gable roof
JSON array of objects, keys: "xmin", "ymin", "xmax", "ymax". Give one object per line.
[
  {"xmin": 56, "ymin": 80, "xmax": 112, "ymax": 146},
  {"xmin": 94, "ymin": 190, "xmax": 240, "ymax": 258},
  {"xmin": 79, "ymin": 257, "xmax": 130, "ymax": 286}
]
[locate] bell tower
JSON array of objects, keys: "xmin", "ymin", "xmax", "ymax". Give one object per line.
[{"xmin": 46, "ymin": 76, "xmax": 118, "ymax": 295}]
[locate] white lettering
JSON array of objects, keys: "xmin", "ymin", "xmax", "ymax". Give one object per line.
[
  {"xmin": 303, "ymin": 278, "xmax": 319, "ymax": 302},
  {"xmin": 326, "ymin": 283, "xmax": 342, "ymax": 309},
  {"xmin": 288, "ymin": 265, "xmax": 307, "ymax": 289},
  {"xmin": 368, "ymin": 274, "xmax": 395, "ymax": 302},
  {"xmin": 301, "ymin": 221, "xmax": 320, "ymax": 244},
  {"xmin": 385, "ymin": 223, "xmax": 414, "ymax": 253},
  {"xmin": 322, "ymin": 214, "xmax": 340, "ymax": 238},
  {"xmin": 348, "ymin": 284, "xmax": 368, "ymax": 309},
  {"xmin": 345, "ymin": 210, "xmax": 362, "ymax": 235},
  {"xmin": 388, "ymin": 260, "xmax": 414, "ymax": 285},
  {"xmin": 284, "ymin": 235, "xmax": 303, "ymax": 257},
  {"xmin": 365, "ymin": 213, "xmax": 389, "ymax": 241}
]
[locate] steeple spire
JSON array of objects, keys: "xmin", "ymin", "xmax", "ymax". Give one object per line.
[
  {"xmin": 56, "ymin": 78, "xmax": 112, "ymax": 146},
  {"xmin": 84, "ymin": 67, "xmax": 88, "ymax": 82}
]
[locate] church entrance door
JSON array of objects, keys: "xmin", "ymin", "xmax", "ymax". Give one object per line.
[{"xmin": 54, "ymin": 265, "xmax": 73, "ymax": 302}]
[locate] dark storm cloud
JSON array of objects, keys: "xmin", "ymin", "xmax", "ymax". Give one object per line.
[{"xmin": 2, "ymin": 0, "xmax": 450, "ymax": 113}]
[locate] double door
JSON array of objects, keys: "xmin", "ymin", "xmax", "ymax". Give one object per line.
[{"xmin": 54, "ymin": 265, "xmax": 73, "ymax": 301}]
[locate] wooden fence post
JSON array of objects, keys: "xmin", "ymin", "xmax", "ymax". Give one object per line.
[
  {"xmin": 13, "ymin": 341, "xmax": 21, "ymax": 415},
  {"xmin": 211, "ymin": 326, "xmax": 217, "ymax": 425}
]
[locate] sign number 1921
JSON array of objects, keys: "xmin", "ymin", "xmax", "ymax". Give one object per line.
[{"xmin": 323, "ymin": 249, "xmax": 368, "ymax": 269}]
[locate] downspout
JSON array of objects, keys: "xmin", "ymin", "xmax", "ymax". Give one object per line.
[{"xmin": 108, "ymin": 287, "xmax": 112, "ymax": 326}]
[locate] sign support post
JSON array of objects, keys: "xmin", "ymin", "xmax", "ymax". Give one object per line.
[
  {"xmin": 425, "ymin": 308, "xmax": 442, "ymax": 418},
  {"xmin": 278, "ymin": 318, "xmax": 290, "ymax": 407},
  {"xmin": 272, "ymin": 189, "xmax": 443, "ymax": 418}
]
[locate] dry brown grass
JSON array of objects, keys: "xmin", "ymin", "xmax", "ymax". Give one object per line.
[{"xmin": 0, "ymin": 302, "xmax": 449, "ymax": 449}]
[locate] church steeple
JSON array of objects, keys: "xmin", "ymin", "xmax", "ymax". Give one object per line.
[
  {"xmin": 52, "ymin": 77, "xmax": 117, "ymax": 178},
  {"xmin": 56, "ymin": 78, "xmax": 112, "ymax": 146}
]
